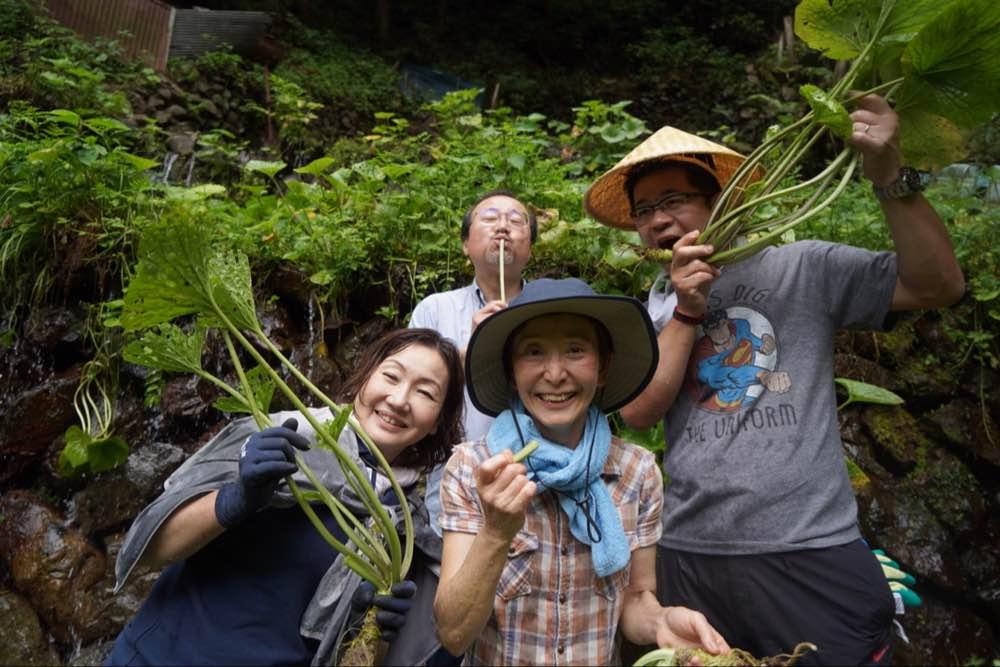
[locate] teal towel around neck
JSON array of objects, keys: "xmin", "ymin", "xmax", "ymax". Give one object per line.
[{"xmin": 486, "ymin": 400, "xmax": 629, "ymax": 577}]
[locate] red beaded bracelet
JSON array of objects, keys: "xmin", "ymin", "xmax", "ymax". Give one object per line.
[{"xmin": 672, "ymin": 307, "xmax": 705, "ymax": 326}]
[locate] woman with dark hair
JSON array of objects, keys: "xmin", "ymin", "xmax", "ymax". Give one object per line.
[{"xmin": 107, "ymin": 328, "xmax": 465, "ymax": 666}]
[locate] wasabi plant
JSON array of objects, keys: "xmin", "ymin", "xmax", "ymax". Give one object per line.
[
  {"xmin": 58, "ymin": 352, "xmax": 128, "ymax": 477},
  {"xmin": 120, "ymin": 213, "xmax": 409, "ymax": 665},
  {"xmin": 656, "ymin": 0, "xmax": 1000, "ymax": 266},
  {"xmin": 633, "ymin": 642, "xmax": 816, "ymax": 667}
]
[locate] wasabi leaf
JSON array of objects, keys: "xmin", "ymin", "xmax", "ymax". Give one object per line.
[
  {"xmin": 213, "ymin": 364, "xmax": 276, "ymax": 414},
  {"xmin": 800, "ymin": 85, "xmax": 853, "ymax": 140},
  {"xmin": 209, "ymin": 249, "xmax": 259, "ymax": 332},
  {"xmin": 896, "ymin": 0, "xmax": 1000, "ymax": 129},
  {"xmin": 121, "ymin": 221, "xmax": 216, "ymax": 330},
  {"xmin": 123, "ymin": 324, "xmax": 205, "ymax": 374},
  {"xmin": 898, "ymin": 109, "xmax": 966, "ymax": 170},
  {"xmin": 58, "ymin": 426, "xmax": 129, "ymax": 477},
  {"xmin": 795, "ymin": 0, "xmax": 879, "ymax": 60},
  {"xmin": 865, "ymin": 0, "xmax": 952, "ymax": 83}
]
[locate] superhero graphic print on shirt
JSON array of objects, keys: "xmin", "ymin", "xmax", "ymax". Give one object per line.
[{"xmin": 683, "ymin": 306, "xmax": 791, "ymax": 413}]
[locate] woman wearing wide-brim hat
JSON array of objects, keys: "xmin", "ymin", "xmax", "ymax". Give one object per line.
[{"xmin": 432, "ymin": 277, "xmax": 730, "ymax": 666}]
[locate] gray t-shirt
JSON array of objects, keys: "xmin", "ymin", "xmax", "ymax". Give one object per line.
[{"xmin": 650, "ymin": 240, "xmax": 897, "ymax": 555}]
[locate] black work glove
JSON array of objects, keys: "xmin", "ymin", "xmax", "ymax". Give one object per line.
[
  {"xmin": 215, "ymin": 418, "xmax": 310, "ymax": 528},
  {"xmin": 350, "ymin": 580, "xmax": 417, "ymax": 642}
]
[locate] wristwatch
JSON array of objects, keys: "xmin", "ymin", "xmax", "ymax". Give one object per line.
[{"xmin": 873, "ymin": 167, "xmax": 927, "ymax": 201}]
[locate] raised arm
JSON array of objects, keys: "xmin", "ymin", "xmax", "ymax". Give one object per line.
[
  {"xmin": 849, "ymin": 95, "xmax": 965, "ymax": 311},
  {"xmin": 139, "ymin": 419, "xmax": 309, "ymax": 569},
  {"xmin": 433, "ymin": 450, "xmax": 536, "ymax": 655},
  {"xmin": 621, "ymin": 231, "xmax": 718, "ymax": 429}
]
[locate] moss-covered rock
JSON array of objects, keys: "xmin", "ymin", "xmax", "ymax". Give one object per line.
[
  {"xmin": 926, "ymin": 398, "xmax": 1000, "ymax": 467},
  {"xmin": 860, "ymin": 405, "xmax": 926, "ymax": 471},
  {"xmin": 902, "ymin": 449, "xmax": 985, "ymax": 536}
]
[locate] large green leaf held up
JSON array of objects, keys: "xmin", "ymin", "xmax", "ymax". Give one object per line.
[
  {"xmin": 795, "ymin": 0, "xmax": 1000, "ymax": 169},
  {"xmin": 123, "ymin": 324, "xmax": 205, "ymax": 374},
  {"xmin": 896, "ymin": 0, "xmax": 1000, "ymax": 129},
  {"xmin": 121, "ymin": 220, "xmax": 217, "ymax": 330},
  {"xmin": 122, "ymin": 216, "xmax": 259, "ymax": 333},
  {"xmin": 795, "ymin": 0, "xmax": 880, "ymax": 60}
]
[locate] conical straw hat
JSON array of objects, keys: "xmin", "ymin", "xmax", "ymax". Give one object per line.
[{"xmin": 584, "ymin": 126, "xmax": 764, "ymax": 230}]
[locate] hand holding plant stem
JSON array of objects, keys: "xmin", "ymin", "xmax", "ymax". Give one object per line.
[{"xmin": 650, "ymin": 0, "xmax": 1000, "ymax": 268}]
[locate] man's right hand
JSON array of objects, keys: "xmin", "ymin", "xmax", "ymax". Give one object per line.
[
  {"xmin": 475, "ymin": 450, "xmax": 536, "ymax": 543},
  {"xmin": 670, "ymin": 230, "xmax": 720, "ymax": 318},
  {"xmin": 215, "ymin": 418, "xmax": 310, "ymax": 528},
  {"xmin": 472, "ymin": 300, "xmax": 507, "ymax": 332}
]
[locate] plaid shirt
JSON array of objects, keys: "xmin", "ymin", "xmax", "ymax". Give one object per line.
[{"xmin": 440, "ymin": 437, "xmax": 663, "ymax": 666}]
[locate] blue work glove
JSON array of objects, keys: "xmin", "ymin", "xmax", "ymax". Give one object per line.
[
  {"xmin": 215, "ymin": 418, "xmax": 310, "ymax": 528},
  {"xmin": 350, "ymin": 580, "xmax": 417, "ymax": 642},
  {"xmin": 874, "ymin": 549, "xmax": 923, "ymax": 609}
]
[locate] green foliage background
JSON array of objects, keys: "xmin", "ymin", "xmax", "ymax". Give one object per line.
[{"xmin": 0, "ymin": 0, "xmax": 998, "ymax": 468}]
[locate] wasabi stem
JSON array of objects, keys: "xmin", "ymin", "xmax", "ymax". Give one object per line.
[
  {"xmin": 512, "ymin": 439, "xmax": 539, "ymax": 463},
  {"xmin": 499, "ymin": 239, "xmax": 506, "ymax": 303}
]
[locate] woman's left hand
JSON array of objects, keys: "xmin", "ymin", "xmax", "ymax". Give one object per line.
[{"xmin": 656, "ymin": 606, "xmax": 730, "ymax": 655}]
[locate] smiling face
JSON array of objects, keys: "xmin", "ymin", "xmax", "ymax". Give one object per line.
[
  {"xmin": 510, "ymin": 313, "xmax": 609, "ymax": 448},
  {"xmin": 353, "ymin": 343, "xmax": 449, "ymax": 463},
  {"xmin": 631, "ymin": 168, "xmax": 714, "ymax": 251},
  {"xmin": 462, "ymin": 194, "xmax": 532, "ymax": 276}
]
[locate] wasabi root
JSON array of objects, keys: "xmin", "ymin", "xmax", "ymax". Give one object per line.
[{"xmin": 634, "ymin": 642, "xmax": 816, "ymax": 667}]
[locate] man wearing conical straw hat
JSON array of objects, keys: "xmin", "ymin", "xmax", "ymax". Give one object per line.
[{"xmin": 585, "ymin": 95, "xmax": 963, "ymax": 664}]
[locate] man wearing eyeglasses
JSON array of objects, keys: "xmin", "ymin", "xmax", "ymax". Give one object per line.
[
  {"xmin": 584, "ymin": 96, "xmax": 964, "ymax": 665},
  {"xmin": 409, "ymin": 188, "xmax": 537, "ymax": 518}
]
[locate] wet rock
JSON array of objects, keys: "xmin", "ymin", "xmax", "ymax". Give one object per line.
[
  {"xmin": 901, "ymin": 449, "xmax": 984, "ymax": 537},
  {"xmin": 166, "ymin": 132, "xmax": 196, "ymax": 156},
  {"xmin": 23, "ymin": 306, "xmax": 84, "ymax": 349},
  {"xmin": 874, "ymin": 320, "xmax": 917, "ymax": 365},
  {"xmin": 0, "ymin": 366, "xmax": 81, "ymax": 484},
  {"xmin": 68, "ymin": 639, "xmax": 113, "ymax": 667},
  {"xmin": 894, "ymin": 601, "xmax": 994, "ymax": 666},
  {"xmin": 98, "ymin": 531, "xmax": 161, "ymax": 637},
  {"xmin": 259, "ymin": 299, "xmax": 297, "ymax": 352},
  {"xmin": 858, "ymin": 483, "xmax": 964, "ymax": 591},
  {"xmin": 0, "ymin": 490, "xmax": 107, "ymax": 643},
  {"xmin": 71, "ymin": 440, "xmax": 185, "ymax": 536},
  {"xmin": 160, "ymin": 375, "xmax": 211, "ymax": 422},
  {"xmin": 332, "ymin": 319, "xmax": 390, "ymax": 376},
  {"xmin": 288, "ymin": 340, "xmax": 343, "ymax": 402},
  {"xmin": 959, "ymin": 523, "xmax": 1000, "ymax": 623},
  {"xmin": 860, "ymin": 406, "xmax": 924, "ymax": 472},
  {"xmin": 892, "ymin": 356, "xmax": 961, "ymax": 400},
  {"xmin": 926, "ymin": 398, "xmax": 1000, "ymax": 467},
  {"xmin": 833, "ymin": 353, "xmax": 895, "ymax": 392},
  {"xmin": 0, "ymin": 588, "xmax": 61, "ymax": 666}
]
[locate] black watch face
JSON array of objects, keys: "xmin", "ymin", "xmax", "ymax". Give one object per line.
[{"xmin": 901, "ymin": 167, "xmax": 927, "ymax": 192}]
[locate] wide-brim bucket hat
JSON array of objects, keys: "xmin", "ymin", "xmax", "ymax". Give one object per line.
[
  {"xmin": 466, "ymin": 277, "xmax": 658, "ymax": 417},
  {"xmin": 584, "ymin": 125, "xmax": 765, "ymax": 230}
]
